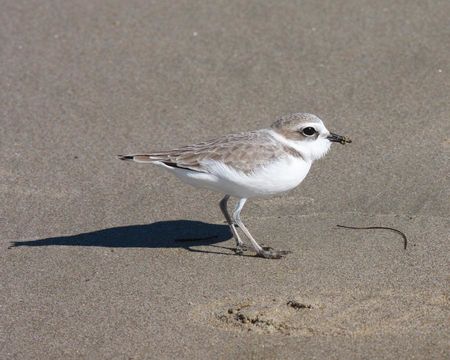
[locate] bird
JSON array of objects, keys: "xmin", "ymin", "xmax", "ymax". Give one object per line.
[{"xmin": 119, "ymin": 113, "xmax": 351, "ymax": 259}]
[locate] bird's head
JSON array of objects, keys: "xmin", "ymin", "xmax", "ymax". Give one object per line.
[{"xmin": 271, "ymin": 113, "xmax": 351, "ymax": 161}]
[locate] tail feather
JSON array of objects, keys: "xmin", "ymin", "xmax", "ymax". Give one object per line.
[
  {"xmin": 117, "ymin": 154, "xmax": 157, "ymax": 163},
  {"xmin": 118, "ymin": 154, "xmax": 202, "ymax": 172}
]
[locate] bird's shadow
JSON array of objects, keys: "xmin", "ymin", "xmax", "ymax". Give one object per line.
[{"xmin": 9, "ymin": 220, "xmax": 244, "ymax": 256}]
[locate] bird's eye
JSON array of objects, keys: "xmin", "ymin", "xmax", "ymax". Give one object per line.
[{"xmin": 302, "ymin": 127, "xmax": 316, "ymax": 136}]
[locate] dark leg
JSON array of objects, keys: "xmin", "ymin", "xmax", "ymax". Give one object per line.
[
  {"xmin": 219, "ymin": 195, "xmax": 247, "ymax": 254},
  {"xmin": 231, "ymin": 198, "xmax": 290, "ymax": 259}
]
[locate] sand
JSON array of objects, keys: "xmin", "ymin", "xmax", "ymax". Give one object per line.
[{"xmin": 1, "ymin": 0, "xmax": 449, "ymax": 359}]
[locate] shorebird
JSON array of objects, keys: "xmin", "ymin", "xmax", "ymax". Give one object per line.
[{"xmin": 119, "ymin": 113, "xmax": 351, "ymax": 259}]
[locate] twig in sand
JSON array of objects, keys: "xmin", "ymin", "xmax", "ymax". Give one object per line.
[{"xmin": 336, "ymin": 224, "xmax": 408, "ymax": 250}]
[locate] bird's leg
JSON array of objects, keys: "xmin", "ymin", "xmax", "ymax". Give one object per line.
[
  {"xmin": 219, "ymin": 195, "xmax": 247, "ymax": 255},
  {"xmin": 232, "ymin": 198, "xmax": 290, "ymax": 259}
]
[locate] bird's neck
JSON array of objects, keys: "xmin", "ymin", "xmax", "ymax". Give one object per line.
[{"xmin": 267, "ymin": 129, "xmax": 312, "ymax": 162}]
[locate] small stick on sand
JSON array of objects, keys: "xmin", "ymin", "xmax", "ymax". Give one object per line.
[{"xmin": 336, "ymin": 224, "xmax": 408, "ymax": 250}]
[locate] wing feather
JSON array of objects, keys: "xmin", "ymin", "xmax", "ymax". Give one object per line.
[{"xmin": 147, "ymin": 130, "xmax": 294, "ymax": 174}]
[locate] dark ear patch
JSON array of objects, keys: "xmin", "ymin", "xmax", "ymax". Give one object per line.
[{"xmin": 276, "ymin": 128, "xmax": 304, "ymax": 140}]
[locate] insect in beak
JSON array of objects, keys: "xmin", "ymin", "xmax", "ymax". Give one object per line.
[{"xmin": 327, "ymin": 132, "xmax": 352, "ymax": 145}]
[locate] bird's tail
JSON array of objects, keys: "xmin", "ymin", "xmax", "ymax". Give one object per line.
[{"xmin": 117, "ymin": 154, "xmax": 157, "ymax": 163}]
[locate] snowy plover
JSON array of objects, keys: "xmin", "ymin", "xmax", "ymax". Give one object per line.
[{"xmin": 119, "ymin": 113, "xmax": 351, "ymax": 259}]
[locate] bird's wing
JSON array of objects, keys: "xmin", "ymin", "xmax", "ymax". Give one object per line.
[{"xmin": 141, "ymin": 130, "xmax": 295, "ymax": 174}]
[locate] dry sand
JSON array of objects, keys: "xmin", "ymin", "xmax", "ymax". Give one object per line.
[{"xmin": 1, "ymin": 0, "xmax": 449, "ymax": 359}]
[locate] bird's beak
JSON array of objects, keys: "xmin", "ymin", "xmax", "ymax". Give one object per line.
[{"xmin": 327, "ymin": 132, "xmax": 352, "ymax": 145}]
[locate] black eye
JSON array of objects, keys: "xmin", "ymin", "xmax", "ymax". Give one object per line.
[{"xmin": 302, "ymin": 127, "xmax": 316, "ymax": 136}]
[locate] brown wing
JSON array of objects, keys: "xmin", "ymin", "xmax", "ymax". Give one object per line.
[{"xmin": 146, "ymin": 130, "xmax": 291, "ymax": 174}]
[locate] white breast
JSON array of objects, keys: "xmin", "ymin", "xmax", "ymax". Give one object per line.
[{"xmin": 161, "ymin": 156, "xmax": 312, "ymax": 198}]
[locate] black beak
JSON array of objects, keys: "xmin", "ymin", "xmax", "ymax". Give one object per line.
[{"xmin": 327, "ymin": 132, "xmax": 352, "ymax": 145}]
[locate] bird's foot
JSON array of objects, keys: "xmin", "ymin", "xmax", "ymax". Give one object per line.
[
  {"xmin": 234, "ymin": 244, "xmax": 248, "ymax": 255},
  {"xmin": 256, "ymin": 248, "xmax": 291, "ymax": 259}
]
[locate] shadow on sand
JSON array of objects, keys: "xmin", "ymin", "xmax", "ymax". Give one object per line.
[{"xmin": 9, "ymin": 220, "xmax": 244, "ymax": 256}]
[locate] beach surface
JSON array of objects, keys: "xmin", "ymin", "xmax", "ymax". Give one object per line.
[{"xmin": 1, "ymin": 1, "xmax": 449, "ymax": 358}]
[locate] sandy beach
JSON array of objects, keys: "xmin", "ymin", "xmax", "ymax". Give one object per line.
[{"xmin": 1, "ymin": 0, "xmax": 449, "ymax": 358}]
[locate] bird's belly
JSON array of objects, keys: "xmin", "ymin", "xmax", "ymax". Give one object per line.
[
  {"xmin": 229, "ymin": 157, "xmax": 311, "ymax": 197},
  {"xmin": 168, "ymin": 156, "xmax": 311, "ymax": 198}
]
